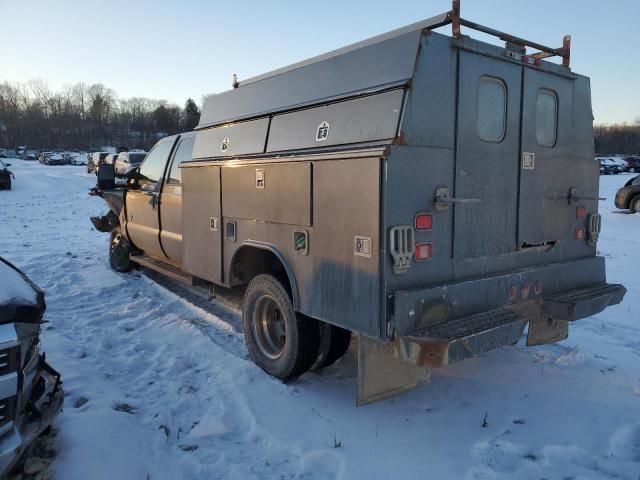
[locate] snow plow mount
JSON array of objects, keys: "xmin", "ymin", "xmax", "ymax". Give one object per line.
[{"xmin": 445, "ymin": 0, "xmax": 571, "ymax": 67}]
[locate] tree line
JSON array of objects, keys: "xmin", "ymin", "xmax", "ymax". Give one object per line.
[
  {"xmin": 1, "ymin": 80, "xmax": 638, "ymax": 155},
  {"xmin": 0, "ymin": 80, "xmax": 201, "ymax": 151},
  {"xmin": 594, "ymin": 120, "xmax": 640, "ymax": 156}
]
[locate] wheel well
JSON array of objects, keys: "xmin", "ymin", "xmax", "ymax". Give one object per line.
[{"xmin": 229, "ymin": 245, "xmax": 299, "ymax": 308}]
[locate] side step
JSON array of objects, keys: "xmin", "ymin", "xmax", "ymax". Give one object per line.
[
  {"xmin": 397, "ymin": 308, "xmax": 527, "ymax": 368},
  {"xmin": 543, "ymin": 283, "xmax": 626, "ymax": 321},
  {"xmin": 129, "ymin": 254, "xmax": 195, "ymax": 286}
]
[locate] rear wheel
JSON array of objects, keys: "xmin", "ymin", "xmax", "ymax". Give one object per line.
[
  {"xmin": 242, "ymin": 274, "xmax": 319, "ymax": 381},
  {"xmin": 109, "ymin": 227, "xmax": 133, "ymax": 272},
  {"xmin": 312, "ymin": 322, "xmax": 352, "ymax": 371},
  {"xmin": 630, "ymin": 195, "xmax": 640, "ymax": 214}
]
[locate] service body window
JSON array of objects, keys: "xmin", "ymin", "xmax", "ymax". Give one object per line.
[{"xmin": 477, "ymin": 76, "xmax": 507, "ymax": 143}]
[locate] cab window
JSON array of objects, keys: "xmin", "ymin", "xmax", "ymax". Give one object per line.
[
  {"xmin": 139, "ymin": 140, "xmax": 173, "ymax": 185},
  {"xmin": 167, "ymin": 137, "xmax": 195, "ymax": 185},
  {"xmin": 536, "ymin": 89, "xmax": 557, "ymax": 147},
  {"xmin": 477, "ymin": 76, "xmax": 506, "ymax": 143}
]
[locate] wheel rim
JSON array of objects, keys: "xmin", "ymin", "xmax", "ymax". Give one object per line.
[{"xmin": 252, "ymin": 294, "xmax": 286, "ymax": 360}]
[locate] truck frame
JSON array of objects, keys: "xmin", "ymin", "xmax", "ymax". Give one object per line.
[{"xmin": 93, "ymin": 2, "xmax": 625, "ymax": 405}]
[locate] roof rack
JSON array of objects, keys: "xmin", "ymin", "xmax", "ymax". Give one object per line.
[{"xmin": 444, "ymin": 0, "xmax": 571, "ymax": 67}]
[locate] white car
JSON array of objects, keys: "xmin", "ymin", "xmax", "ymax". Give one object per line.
[{"xmin": 70, "ymin": 153, "xmax": 88, "ymax": 165}]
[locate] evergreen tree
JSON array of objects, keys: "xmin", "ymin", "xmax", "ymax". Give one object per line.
[{"xmin": 183, "ymin": 98, "xmax": 200, "ymax": 131}]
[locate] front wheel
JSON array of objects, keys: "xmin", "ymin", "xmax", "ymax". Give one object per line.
[
  {"xmin": 109, "ymin": 228, "xmax": 133, "ymax": 272},
  {"xmin": 242, "ymin": 275, "xmax": 319, "ymax": 381}
]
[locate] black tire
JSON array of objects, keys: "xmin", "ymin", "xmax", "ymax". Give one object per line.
[
  {"xmin": 630, "ymin": 195, "xmax": 640, "ymax": 214},
  {"xmin": 242, "ymin": 274, "xmax": 319, "ymax": 381},
  {"xmin": 312, "ymin": 322, "xmax": 352, "ymax": 371},
  {"xmin": 109, "ymin": 227, "xmax": 133, "ymax": 272}
]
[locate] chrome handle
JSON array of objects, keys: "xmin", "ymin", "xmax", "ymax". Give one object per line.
[
  {"xmin": 568, "ymin": 187, "xmax": 605, "ymax": 204},
  {"xmin": 434, "ymin": 187, "xmax": 481, "ymax": 210}
]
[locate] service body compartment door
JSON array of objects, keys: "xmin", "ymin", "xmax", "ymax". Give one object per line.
[
  {"xmin": 454, "ymin": 52, "xmax": 522, "ymax": 259},
  {"xmin": 518, "ymin": 70, "xmax": 589, "ymax": 248},
  {"xmin": 182, "ymin": 165, "xmax": 223, "ymax": 283}
]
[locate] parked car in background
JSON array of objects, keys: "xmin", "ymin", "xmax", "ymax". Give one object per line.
[
  {"xmin": 624, "ymin": 156, "xmax": 640, "ymax": 173},
  {"xmin": 0, "ymin": 257, "xmax": 63, "ymax": 476},
  {"xmin": 0, "ymin": 159, "xmax": 13, "ymax": 190},
  {"xmin": 15, "ymin": 146, "xmax": 26, "ymax": 157},
  {"xmin": 103, "ymin": 153, "xmax": 119, "ymax": 167},
  {"xmin": 607, "ymin": 157, "xmax": 627, "ymax": 173},
  {"xmin": 599, "ymin": 158, "xmax": 618, "ymax": 175},
  {"xmin": 615, "ymin": 175, "xmax": 640, "ymax": 213},
  {"xmin": 114, "ymin": 151, "xmax": 146, "ymax": 177},
  {"xmin": 87, "ymin": 152, "xmax": 111, "ymax": 174},
  {"xmin": 24, "ymin": 153, "xmax": 38, "ymax": 161},
  {"xmin": 39, "ymin": 152, "xmax": 52, "ymax": 164},
  {"xmin": 0, "ymin": 148, "xmax": 7, "ymax": 158},
  {"xmin": 70, "ymin": 152, "xmax": 88, "ymax": 165},
  {"xmin": 45, "ymin": 153, "xmax": 66, "ymax": 165}
]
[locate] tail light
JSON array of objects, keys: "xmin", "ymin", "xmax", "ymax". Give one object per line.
[
  {"xmin": 414, "ymin": 213, "xmax": 433, "ymax": 231},
  {"xmin": 521, "ymin": 283, "xmax": 530, "ymax": 299},
  {"xmin": 414, "ymin": 242, "xmax": 433, "ymax": 261},
  {"xmin": 574, "ymin": 227, "xmax": 585, "ymax": 241},
  {"xmin": 576, "ymin": 206, "xmax": 587, "ymax": 219},
  {"xmin": 508, "ymin": 286, "xmax": 518, "ymax": 301}
]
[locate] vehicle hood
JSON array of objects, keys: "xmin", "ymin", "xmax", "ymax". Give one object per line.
[{"xmin": 0, "ymin": 258, "xmax": 46, "ymax": 324}]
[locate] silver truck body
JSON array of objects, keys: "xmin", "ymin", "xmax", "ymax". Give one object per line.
[{"xmin": 96, "ymin": 4, "xmax": 625, "ymax": 403}]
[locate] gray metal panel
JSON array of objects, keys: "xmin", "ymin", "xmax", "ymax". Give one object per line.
[
  {"xmin": 454, "ymin": 51, "xmax": 522, "ymax": 259},
  {"xmin": 182, "ymin": 165, "xmax": 222, "ymax": 283},
  {"xmin": 222, "ymin": 162, "xmax": 311, "ymax": 227},
  {"xmin": 518, "ymin": 68, "xmax": 596, "ymax": 255},
  {"xmin": 198, "ymin": 28, "xmax": 425, "ymax": 128},
  {"xmin": 267, "ymin": 90, "xmax": 404, "ymax": 152},
  {"xmin": 222, "ymin": 220, "xmax": 313, "ymax": 305},
  {"xmin": 383, "ymin": 146, "xmax": 455, "ymax": 291},
  {"xmin": 193, "ymin": 118, "xmax": 269, "ymax": 159},
  {"xmin": 401, "ymin": 33, "xmax": 457, "ymax": 149},
  {"xmin": 311, "ymin": 157, "xmax": 381, "ymax": 337}
]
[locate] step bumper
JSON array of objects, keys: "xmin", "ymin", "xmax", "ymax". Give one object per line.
[{"xmin": 395, "ymin": 282, "xmax": 626, "ymax": 368}]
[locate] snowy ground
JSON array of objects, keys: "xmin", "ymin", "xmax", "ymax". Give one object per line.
[{"xmin": 0, "ymin": 159, "xmax": 639, "ymax": 480}]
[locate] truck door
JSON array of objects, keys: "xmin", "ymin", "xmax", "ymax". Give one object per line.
[
  {"xmin": 159, "ymin": 134, "xmax": 195, "ymax": 266},
  {"xmin": 518, "ymin": 69, "xmax": 584, "ymax": 248},
  {"xmin": 126, "ymin": 138, "xmax": 175, "ymax": 259},
  {"xmin": 453, "ymin": 52, "xmax": 522, "ymax": 259}
]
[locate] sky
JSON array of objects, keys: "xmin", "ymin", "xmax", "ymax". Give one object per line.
[{"xmin": 1, "ymin": 0, "xmax": 638, "ymax": 124}]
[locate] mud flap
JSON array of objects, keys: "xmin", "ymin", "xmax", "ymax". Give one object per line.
[{"xmin": 357, "ymin": 335, "xmax": 430, "ymax": 406}]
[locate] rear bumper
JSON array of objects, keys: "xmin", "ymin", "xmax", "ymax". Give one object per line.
[
  {"xmin": 393, "ymin": 256, "xmax": 626, "ymax": 367},
  {"xmin": 0, "ymin": 357, "xmax": 63, "ymax": 477}
]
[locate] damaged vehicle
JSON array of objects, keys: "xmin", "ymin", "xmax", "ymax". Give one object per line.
[
  {"xmin": 0, "ymin": 160, "xmax": 13, "ymax": 190},
  {"xmin": 91, "ymin": 1, "xmax": 625, "ymax": 405},
  {"xmin": 0, "ymin": 257, "xmax": 63, "ymax": 475}
]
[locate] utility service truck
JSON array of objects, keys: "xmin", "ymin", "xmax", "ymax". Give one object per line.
[{"xmin": 92, "ymin": 2, "xmax": 626, "ymax": 405}]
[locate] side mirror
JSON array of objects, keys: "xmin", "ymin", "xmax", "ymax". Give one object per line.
[
  {"xmin": 126, "ymin": 168, "xmax": 141, "ymax": 181},
  {"xmin": 97, "ymin": 163, "xmax": 116, "ymax": 190}
]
